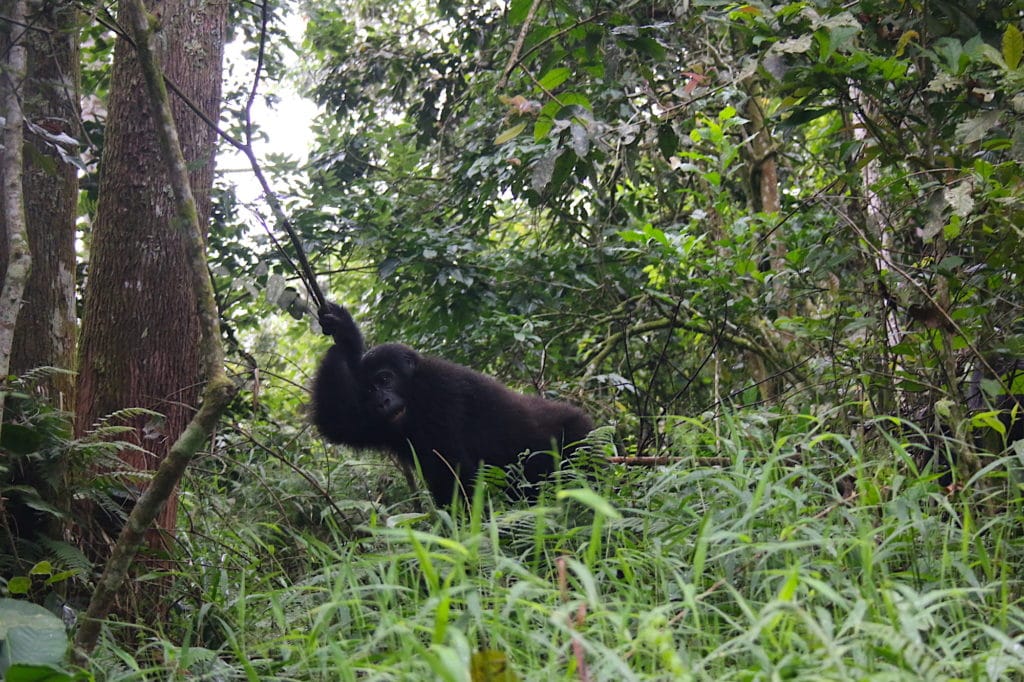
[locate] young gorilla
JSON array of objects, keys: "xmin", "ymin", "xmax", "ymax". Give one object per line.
[{"xmin": 312, "ymin": 302, "xmax": 594, "ymax": 505}]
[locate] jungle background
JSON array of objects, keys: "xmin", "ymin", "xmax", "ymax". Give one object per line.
[{"xmin": 1, "ymin": 0, "xmax": 1023, "ymax": 679}]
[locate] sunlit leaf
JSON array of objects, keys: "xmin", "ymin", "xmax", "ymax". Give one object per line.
[
  {"xmin": 28, "ymin": 562, "xmax": 53, "ymax": 577},
  {"xmin": 6, "ymin": 577, "xmax": 31, "ymax": 595},
  {"xmin": 894, "ymin": 30, "xmax": 919, "ymax": 57},
  {"xmin": 1003, "ymin": 24, "xmax": 1023, "ymax": 71},
  {"xmin": 533, "ymin": 116, "xmax": 553, "ymax": 140},
  {"xmin": 971, "ymin": 410, "xmax": 1007, "ymax": 436},
  {"xmin": 471, "ymin": 649, "xmax": 519, "ymax": 681},
  {"xmin": 494, "ymin": 122, "xmax": 527, "ymax": 145}
]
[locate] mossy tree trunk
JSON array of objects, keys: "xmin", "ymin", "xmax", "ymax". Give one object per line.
[
  {"xmin": 1, "ymin": 0, "xmax": 80, "ymax": 407},
  {"xmin": 74, "ymin": 0, "xmax": 227, "ymax": 565}
]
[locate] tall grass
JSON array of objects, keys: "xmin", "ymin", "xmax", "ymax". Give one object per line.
[{"xmin": 88, "ymin": 412, "xmax": 1024, "ymax": 680}]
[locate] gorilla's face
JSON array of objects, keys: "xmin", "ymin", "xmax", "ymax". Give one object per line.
[{"xmin": 361, "ymin": 344, "xmax": 419, "ymax": 427}]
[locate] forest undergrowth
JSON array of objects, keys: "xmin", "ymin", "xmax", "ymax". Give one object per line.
[{"xmin": 84, "ymin": 411, "xmax": 1024, "ymax": 681}]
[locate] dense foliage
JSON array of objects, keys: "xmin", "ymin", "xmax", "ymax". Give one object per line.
[
  {"xmin": 2, "ymin": 0, "xmax": 1023, "ymax": 678},
  {"xmin": 275, "ymin": 0, "xmax": 1024, "ymax": 450}
]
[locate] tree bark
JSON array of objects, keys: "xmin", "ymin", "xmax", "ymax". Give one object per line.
[
  {"xmin": 72, "ymin": 0, "xmax": 236, "ymax": 653},
  {"xmin": 742, "ymin": 78, "xmax": 786, "ymax": 403},
  {"xmin": 3, "ymin": 0, "xmax": 79, "ymax": 407},
  {"xmin": 74, "ymin": 0, "xmax": 227, "ymax": 554},
  {"xmin": 0, "ymin": 0, "xmax": 32, "ymax": 430}
]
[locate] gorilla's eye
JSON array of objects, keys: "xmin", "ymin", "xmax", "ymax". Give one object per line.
[{"xmin": 375, "ymin": 370, "xmax": 394, "ymax": 387}]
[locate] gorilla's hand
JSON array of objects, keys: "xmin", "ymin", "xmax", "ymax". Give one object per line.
[
  {"xmin": 318, "ymin": 302, "xmax": 365, "ymax": 365},
  {"xmin": 318, "ymin": 302, "xmax": 349, "ymax": 338}
]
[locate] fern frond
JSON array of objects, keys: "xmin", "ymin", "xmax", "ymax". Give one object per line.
[{"xmin": 38, "ymin": 538, "xmax": 94, "ymax": 575}]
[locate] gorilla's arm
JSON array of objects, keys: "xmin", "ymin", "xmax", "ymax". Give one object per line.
[{"xmin": 312, "ymin": 303, "xmax": 379, "ymax": 446}]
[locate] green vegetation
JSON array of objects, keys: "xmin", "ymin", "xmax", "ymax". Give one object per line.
[
  {"xmin": 2, "ymin": 0, "xmax": 1024, "ymax": 678},
  {"xmin": 86, "ymin": 415, "xmax": 1024, "ymax": 679}
]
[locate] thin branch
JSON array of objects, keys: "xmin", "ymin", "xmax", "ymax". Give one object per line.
[
  {"xmin": 496, "ymin": 0, "xmax": 544, "ymax": 90},
  {"xmin": 231, "ymin": 0, "xmax": 326, "ymax": 309},
  {"xmin": 243, "ymin": 0, "xmax": 270, "ymax": 144},
  {"xmin": 497, "ymin": 10, "xmax": 608, "ymax": 91}
]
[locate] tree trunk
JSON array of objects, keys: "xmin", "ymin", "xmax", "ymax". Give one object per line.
[
  {"xmin": 0, "ymin": 0, "xmax": 80, "ymax": 550},
  {"xmin": 742, "ymin": 78, "xmax": 786, "ymax": 403},
  {"xmin": 0, "ymin": 0, "xmax": 32, "ymax": 423},
  {"xmin": 73, "ymin": 0, "xmax": 236, "ymax": 650},
  {"xmin": 848, "ymin": 85, "xmax": 900, "ymax": 416},
  {"xmin": 75, "ymin": 0, "xmax": 226, "ymax": 557},
  {"xmin": 3, "ymin": 0, "xmax": 80, "ymax": 407}
]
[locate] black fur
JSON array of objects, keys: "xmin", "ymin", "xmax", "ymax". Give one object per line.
[{"xmin": 312, "ymin": 302, "xmax": 594, "ymax": 505}]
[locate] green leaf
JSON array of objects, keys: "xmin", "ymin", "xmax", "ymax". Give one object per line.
[
  {"xmin": 471, "ymin": 649, "xmax": 520, "ymax": 681},
  {"xmin": 777, "ymin": 565, "xmax": 800, "ymax": 602},
  {"xmin": 932, "ymin": 37, "xmax": 965, "ymax": 72},
  {"xmin": 0, "ymin": 599, "xmax": 69, "ymax": 675},
  {"xmin": 536, "ymin": 67, "xmax": 571, "ymax": 91},
  {"xmin": 781, "ymin": 107, "xmax": 832, "ymax": 126},
  {"xmin": 3, "ymin": 663, "xmax": 76, "ymax": 682},
  {"xmin": 508, "ymin": 0, "xmax": 533, "ymax": 25},
  {"xmin": 642, "ymin": 224, "xmax": 669, "ymax": 246},
  {"xmin": 657, "ymin": 124, "xmax": 677, "ymax": 159},
  {"xmin": 734, "ymin": 259, "xmax": 758, "ymax": 276},
  {"xmin": 557, "ymin": 488, "xmax": 621, "ymax": 519},
  {"xmin": 533, "ymin": 99, "xmax": 561, "ymax": 140},
  {"xmin": 0, "ymin": 424, "xmax": 42, "ymax": 455},
  {"xmin": 548, "ymin": 150, "xmax": 577, "ymax": 195},
  {"xmin": 621, "ymin": 36, "xmax": 667, "ymax": 60},
  {"xmin": 28, "ymin": 562, "xmax": 53, "ymax": 577},
  {"xmin": 44, "ymin": 571, "xmax": 79, "ymax": 586},
  {"xmin": 7, "ymin": 577, "xmax": 31, "ymax": 595},
  {"xmin": 816, "ymin": 28, "xmax": 832, "ymax": 61},
  {"xmin": 533, "ymin": 116, "xmax": 553, "ymax": 141},
  {"xmin": 971, "ymin": 410, "xmax": 1007, "ymax": 436},
  {"xmin": 1003, "ymin": 24, "xmax": 1023, "ymax": 71},
  {"xmin": 943, "ymin": 215, "xmax": 962, "ymax": 240},
  {"xmin": 493, "ymin": 122, "xmax": 527, "ymax": 145},
  {"xmin": 556, "ymin": 92, "xmax": 592, "ymax": 112}
]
